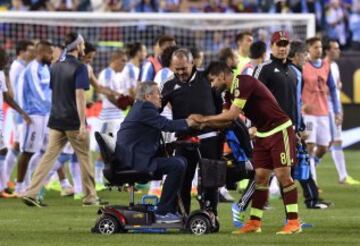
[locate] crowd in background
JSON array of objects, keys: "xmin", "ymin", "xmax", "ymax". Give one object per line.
[{"xmin": 0, "ymin": 0, "xmax": 360, "ymax": 50}]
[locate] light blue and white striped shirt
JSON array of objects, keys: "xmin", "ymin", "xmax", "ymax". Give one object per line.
[{"xmin": 17, "ymin": 60, "xmax": 51, "ymax": 116}]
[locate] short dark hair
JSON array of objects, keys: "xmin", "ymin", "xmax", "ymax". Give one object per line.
[
  {"xmin": 84, "ymin": 42, "xmax": 96, "ymax": 55},
  {"xmin": 0, "ymin": 48, "xmax": 7, "ymax": 70},
  {"xmin": 306, "ymin": 37, "xmax": 321, "ymax": 47},
  {"xmin": 126, "ymin": 42, "xmax": 143, "ymax": 58},
  {"xmin": 235, "ymin": 31, "xmax": 252, "ymax": 43},
  {"xmin": 204, "ymin": 61, "xmax": 232, "ymax": 78},
  {"xmin": 288, "ymin": 40, "xmax": 306, "ymax": 59},
  {"xmin": 250, "ymin": 41, "xmax": 267, "ymax": 59},
  {"xmin": 160, "ymin": 45, "xmax": 179, "ymax": 68},
  {"xmin": 323, "ymin": 38, "xmax": 338, "ymax": 52},
  {"xmin": 64, "ymin": 32, "xmax": 79, "ymax": 47},
  {"xmin": 110, "ymin": 50, "xmax": 126, "ymax": 62},
  {"xmin": 218, "ymin": 48, "xmax": 235, "ymax": 63},
  {"xmin": 190, "ymin": 47, "xmax": 202, "ymax": 59},
  {"xmin": 157, "ymin": 35, "xmax": 176, "ymax": 48},
  {"xmin": 35, "ymin": 40, "xmax": 52, "ymax": 50},
  {"xmin": 16, "ymin": 40, "xmax": 34, "ymax": 56}
]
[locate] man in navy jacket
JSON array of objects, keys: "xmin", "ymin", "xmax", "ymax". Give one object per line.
[{"xmin": 115, "ymin": 81, "xmax": 198, "ymax": 223}]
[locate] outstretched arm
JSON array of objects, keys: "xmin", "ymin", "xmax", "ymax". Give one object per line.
[{"xmin": 3, "ymin": 92, "xmax": 32, "ymax": 124}]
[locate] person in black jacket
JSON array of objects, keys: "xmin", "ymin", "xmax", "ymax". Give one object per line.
[{"xmin": 161, "ymin": 48, "xmax": 223, "ymax": 215}]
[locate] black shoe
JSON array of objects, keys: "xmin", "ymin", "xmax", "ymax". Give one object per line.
[
  {"xmin": 22, "ymin": 196, "xmax": 48, "ymax": 208},
  {"xmin": 307, "ymin": 202, "xmax": 329, "ymax": 209},
  {"xmin": 82, "ymin": 198, "xmax": 109, "ymax": 207},
  {"xmin": 318, "ymin": 199, "xmax": 334, "ymax": 207}
]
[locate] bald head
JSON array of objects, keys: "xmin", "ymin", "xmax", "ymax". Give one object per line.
[{"xmin": 36, "ymin": 40, "xmax": 53, "ymax": 65}]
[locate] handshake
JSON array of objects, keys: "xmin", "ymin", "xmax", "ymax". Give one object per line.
[{"xmin": 185, "ymin": 114, "xmax": 207, "ymax": 129}]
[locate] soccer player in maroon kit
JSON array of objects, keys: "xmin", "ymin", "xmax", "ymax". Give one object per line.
[{"xmin": 190, "ymin": 61, "xmax": 301, "ymax": 235}]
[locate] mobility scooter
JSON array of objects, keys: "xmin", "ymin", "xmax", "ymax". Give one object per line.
[{"xmin": 91, "ymin": 132, "xmax": 226, "ymax": 235}]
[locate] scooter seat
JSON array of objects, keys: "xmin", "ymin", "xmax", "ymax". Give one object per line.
[{"xmin": 95, "ymin": 131, "xmax": 157, "ymax": 186}]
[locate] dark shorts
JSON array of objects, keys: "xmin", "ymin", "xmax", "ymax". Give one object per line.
[{"xmin": 253, "ymin": 126, "xmax": 297, "ymax": 170}]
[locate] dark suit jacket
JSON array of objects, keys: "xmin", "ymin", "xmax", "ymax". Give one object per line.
[{"xmin": 115, "ymin": 100, "xmax": 188, "ymax": 172}]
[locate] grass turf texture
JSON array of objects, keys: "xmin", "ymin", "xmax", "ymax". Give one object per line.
[{"xmin": 1, "ymin": 151, "xmax": 360, "ymax": 246}]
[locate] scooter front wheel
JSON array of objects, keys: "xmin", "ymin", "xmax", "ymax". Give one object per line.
[
  {"xmin": 188, "ymin": 215, "xmax": 211, "ymax": 235},
  {"xmin": 93, "ymin": 214, "xmax": 122, "ymax": 234}
]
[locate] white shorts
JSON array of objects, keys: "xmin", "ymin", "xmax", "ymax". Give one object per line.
[
  {"xmin": 303, "ymin": 114, "xmax": 331, "ymax": 147},
  {"xmin": 96, "ymin": 119, "xmax": 123, "ymax": 152},
  {"xmin": 20, "ymin": 115, "xmax": 49, "ymax": 153},
  {"xmin": 62, "ymin": 142, "xmax": 74, "ymax": 155},
  {"xmin": 99, "ymin": 119, "xmax": 123, "ymax": 137},
  {"xmin": 328, "ymin": 111, "xmax": 342, "ymax": 142}
]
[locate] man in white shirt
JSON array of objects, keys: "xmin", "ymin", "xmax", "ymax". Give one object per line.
[
  {"xmin": 324, "ymin": 39, "xmax": 360, "ymax": 185},
  {"xmin": 3, "ymin": 40, "xmax": 34, "ymax": 193}
]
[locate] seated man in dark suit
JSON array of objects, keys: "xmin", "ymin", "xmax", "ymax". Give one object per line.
[{"xmin": 115, "ymin": 81, "xmax": 198, "ymax": 223}]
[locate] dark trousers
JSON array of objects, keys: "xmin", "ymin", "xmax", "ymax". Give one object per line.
[
  {"xmin": 237, "ymin": 170, "xmax": 255, "ymax": 211},
  {"xmin": 152, "ymin": 156, "xmax": 187, "ymax": 214},
  {"xmin": 176, "ymin": 136, "xmax": 222, "ymax": 214},
  {"xmin": 298, "ymin": 171, "xmax": 319, "ymax": 208}
]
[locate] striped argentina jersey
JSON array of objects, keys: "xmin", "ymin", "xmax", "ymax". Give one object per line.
[
  {"xmin": 9, "ymin": 59, "xmax": 26, "ymax": 123},
  {"xmin": 17, "ymin": 60, "xmax": 51, "ymax": 116},
  {"xmin": 98, "ymin": 67, "xmax": 127, "ymax": 121},
  {"xmin": 0, "ymin": 71, "xmax": 8, "ymax": 123},
  {"xmin": 122, "ymin": 62, "xmax": 139, "ymax": 91},
  {"xmin": 154, "ymin": 67, "xmax": 174, "ymax": 120}
]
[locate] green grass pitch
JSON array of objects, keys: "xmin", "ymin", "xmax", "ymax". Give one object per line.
[{"xmin": 1, "ymin": 151, "xmax": 360, "ymax": 246}]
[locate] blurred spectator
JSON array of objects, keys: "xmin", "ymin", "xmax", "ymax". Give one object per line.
[
  {"xmin": 190, "ymin": 47, "xmax": 204, "ymax": 69},
  {"xmin": 11, "ymin": 0, "xmax": 28, "ymax": 10},
  {"xmin": 158, "ymin": 0, "xmax": 179, "ymax": 12},
  {"xmin": 52, "ymin": 0, "xmax": 79, "ymax": 11},
  {"xmin": 204, "ymin": 0, "xmax": 225, "ymax": 13},
  {"xmin": 219, "ymin": 0, "xmax": 238, "ymax": 13},
  {"xmin": 325, "ymin": 0, "xmax": 348, "ymax": 46},
  {"xmin": 259, "ymin": 0, "xmax": 273, "ymax": 12},
  {"xmin": 273, "ymin": 0, "xmax": 290, "ymax": 13},
  {"xmin": 206, "ymin": 31, "xmax": 225, "ymax": 51},
  {"xmin": 22, "ymin": 0, "xmax": 53, "ymax": 10},
  {"xmin": 349, "ymin": 3, "xmax": 360, "ymax": 50},
  {"xmin": 179, "ymin": 0, "xmax": 206, "ymax": 13},
  {"xmin": 135, "ymin": 0, "xmax": 159, "ymax": 12}
]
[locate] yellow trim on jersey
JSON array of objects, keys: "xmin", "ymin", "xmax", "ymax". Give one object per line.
[
  {"xmin": 233, "ymin": 98, "xmax": 246, "ymax": 109},
  {"xmin": 255, "ymin": 120, "xmax": 292, "ymax": 138},
  {"xmin": 282, "ymin": 128, "xmax": 292, "ymax": 166}
]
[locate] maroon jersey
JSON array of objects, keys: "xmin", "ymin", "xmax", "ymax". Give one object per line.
[{"xmin": 228, "ymin": 75, "xmax": 290, "ymax": 133}]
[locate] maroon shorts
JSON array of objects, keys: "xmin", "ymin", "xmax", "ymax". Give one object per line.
[{"xmin": 252, "ymin": 126, "xmax": 297, "ymax": 170}]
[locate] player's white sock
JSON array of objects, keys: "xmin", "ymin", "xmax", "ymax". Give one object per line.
[
  {"xmin": 60, "ymin": 178, "xmax": 72, "ymax": 189},
  {"xmin": 95, "ymin": 160, "xmax": 104, "ymax": 184},
  {"xmin": 309, "ymin": 156, "xmax": 317, "ymax": 184},
  {"xmin": 24, "ymin": 152, "xmax": 42, "ymax": 189},
  {"xmin": 44, "ymin": 160, "xmax": 62, "ymax": 185},
  {"xmin": 69, "ymin": 160, "xmax": 83, "ymax": 194},
  {"xmin": 4, "ymin": 149, "xmax": 19, "ymax": 183},
  {"xmin": 15, "ymin": 181, "xmax": 24, "ymax": 194},
  {"xmin": 331, "ymin": 146, "xmax": 348, "ymax": 181},
  {"xmin": 0, "ymin": 155, "xmax": 6, "ymax": 191}
]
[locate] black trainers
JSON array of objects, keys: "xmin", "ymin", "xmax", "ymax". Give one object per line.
[
  {"xmin": 82, "ymin": 198, "xmax": 108, "ymax": 207},
  {"xmin": 22, "ymin": 196, "xmax": 48, "ymax": 208}
]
